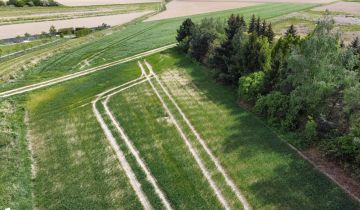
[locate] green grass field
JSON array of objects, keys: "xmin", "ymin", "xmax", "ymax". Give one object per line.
[{"xmin": 3, "ymin": 2, "xmax": 359, "ymax": 209}]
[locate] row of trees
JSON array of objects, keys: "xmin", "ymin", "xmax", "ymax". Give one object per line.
[
  {"xmin": 0, "ymin": 0, "xmax": 58, "ymax": 7},
  {"xmin": 177, "ymin": 15, "xmax": 360, "ymax": 177}
]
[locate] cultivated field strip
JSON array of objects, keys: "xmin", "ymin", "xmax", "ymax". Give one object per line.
[
  {"xmin": 92, "ymin": 76, "xmax": 153, "ymax": 210},
  {"xmin": 144, "ymin": 61, "xmax": 252, "ymax": 210},
  {"xmin": 92, "ymin": 65, "xmax": 225, "ymax": 209},
  {"xmin": 0, "ymin": 44, "xmax": 175, "ymax": 98},
  {"xmin": 140, "ymin": 62, "xmax": 231, "ymax": 210},
  {"xmin": 89, "ymin": 60, "xmax": 253, "ymax": 209},
  {"xmin": 98, "ymin": 76, "xmax": 174, "ymax": 210}
]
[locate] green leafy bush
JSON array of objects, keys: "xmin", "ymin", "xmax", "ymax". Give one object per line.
[
  {"xmin": 304, "ymin": 117, "xmax": 317, "ymax": 143},
  {"xmin": 238, "ymin": 71, "xmax": 264, "ymax": 101},
  {"xmin": 255, "ymin": 91, "xmax": 289, "ymax": 125}
]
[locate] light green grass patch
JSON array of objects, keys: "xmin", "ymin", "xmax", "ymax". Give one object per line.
[{"xmin": 145, "ymin": 49, "xmax": 360, "ymax": 209}]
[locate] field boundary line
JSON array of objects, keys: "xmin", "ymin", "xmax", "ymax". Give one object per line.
[
  {"xmin": 92, "ymin": 77, "xmax": 153, "ymax": 210},
  {"xmin": 0, "ymin": 43, "xmax": 176, "ymax": 98},
  {"xmin": 144, "ymin": 61, "xmax": 252, "ymax": 210},
  {"xmin": 140, "ymin": 61, "xmax": 231, "ymax": 210}
]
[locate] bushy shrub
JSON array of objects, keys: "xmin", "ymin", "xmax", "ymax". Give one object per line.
[
  {"xmin": 304, "ymin": 117, "xmax": 317, "ymax": 143},
  {"xmin": 75, "ymin": 28, "xmax": 92, "ymax": 37},
  {"xmin": 320, "ymin": 135, "xmax": 360, "ymax": 178},
  {"xmin": 238, "ymin": 71, "xmax": 264, "ymax": 101},
  {"xmin": 255, "ymin": 91, "xmax": 289, "ymax": 124}
]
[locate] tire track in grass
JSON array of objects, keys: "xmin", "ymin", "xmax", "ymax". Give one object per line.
[
  {"xmin": 143, "ymin": 61, "xmax": 252, "ymax": 210},
  {"xmin": 139, "ymin": 61, "xmax": 231, "ymax": 210},
  {"xmin": 101, "ymin": 64, "xmax": 173, "ymax": 210},
  {"xmin": 0, "ymin": 44, "xmax": 175, "ymax": 98},
  {"xmin": 92, "ymin": 77, "xmax": 153, "ymax": 210}
]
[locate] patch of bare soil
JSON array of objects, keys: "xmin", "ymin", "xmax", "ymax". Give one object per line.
[
  {"xmin": 57, "ymin": 0, "xmax": 160, "ymax": 6},
  {"xmin": 334, "ymin": 16, "xmax": 360, "ymax": 25},
  {"xmin": 0, "ymin": 11, "xmax": 151, "ymax": 39},
  {"xmin": 312, "ymin": 2, "xmax": 360, "ymax": 15},
  {"xmin": 342, "ymin": 31, "xmax": 360, "ymax": 43},
  {"xmin": 146, "ymin": 0, "xmax": 259, "ymax": 21},
  {"xmin": 303, "ymin": 147, "xmax": 360, "ymax": 202}
]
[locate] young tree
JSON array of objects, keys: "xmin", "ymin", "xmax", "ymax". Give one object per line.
[
  {"xmin": 176, "ymin": 18, "xmax": 195, "ymax": 42},
  {"xmin": 49, "ymin": 25, "xmax": 56, "ymax": 35},
  {"xmin": 239, "ymin": 16, "xmax": 247, "ymax": 32},
  {"xmin": 243, "ymin": 33, "xmax": 271, "ymax": 74},
  {"xmin": 266, "ymin": 23, "xmax": 275, "ymax": 43},
  {"xmin": 212, "ymin": 15, "xmax": 244, "ymax": 84},
  {"xmin": 248, "ymin": 14, "xmax": 256, "ymax": 34},
  {"xmin": 255, "ymin": 17, "xmax": 261, "ymax": 35},
  {"xmin": 285, "ymin": 24, "xmax": 297, "ymax": 37},
  {"xmin": 189, "ymin": 28, "xmax": 216, "ymax": 62},
  {"xmin": 260, "ymin": 20, "xmax": 267, "ymax": 36},
  {"xmin": 176, "ymin": 18, "xmax": 195, "ymax": 52}
]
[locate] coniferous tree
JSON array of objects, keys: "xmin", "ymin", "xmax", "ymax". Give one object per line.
[
  {"xmin": 285, "ymin": 24, "xmax": 297, "ymax": 37},
  {"xmin": 213, "ymin": 14, "xmax": 244, "ymax": 83},
  {"xmin": 266, "ymin": 23, "xmax": 275, "ymax": 43},
  {"xmin": 176, "ymin": 18, "xmax": 195, "ymax": 42},
  {"xmin": 239, "ymin": 16, "xmax": 247, "ymax": 32},
  {"xmin": 260, "ymin": 20, "xmax": 267, "ymax": 36},
  {"xmin": 225, "ymin": 14, "xmax": 241, "ymax": 40},
  {"xmin": 255, "ymin": 17, "xmax": 261, "ymax": 35},
  {"xmin": 248, "ymin": 15, "xmax": 256, "ymax": 34},
  {"xmin": 176, "ymin": 18, "xmax": 195, "ymax": 52}
]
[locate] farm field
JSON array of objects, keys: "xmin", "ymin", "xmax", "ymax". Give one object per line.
[
  {"xmin": 57, "ymin": 0, "xmax": 161, "ymax": 6},
  {"xmin": 0, "ymin": 3, "xmax": 316, "ymax": 92},
  {"xmin": 312, "ymin": 1, "xmax": 360, "ymax": 14},
  {"xmin": 146, "ymin": 1, "xmax": 260, "ymax": 21},
  {"xmin": 0, "ymin": 3, "xmax": 160, "ymax": 26},
  {"xmin": 1, "ymin": 1, "xmax": 360, "ymax": 209}
]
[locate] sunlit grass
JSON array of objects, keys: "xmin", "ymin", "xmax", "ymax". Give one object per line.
[{"xmin": 145, "ymin": 49, "xmax": 360, "ymax": 209}]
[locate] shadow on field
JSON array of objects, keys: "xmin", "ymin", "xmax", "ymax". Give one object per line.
[{"xmin": 159, "ymin": 48, "xmax": 360, "ymax": 210}]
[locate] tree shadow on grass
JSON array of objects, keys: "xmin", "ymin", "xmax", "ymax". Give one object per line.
[{"xmin": 164, "ymin": 48, "xmax": 360, "ymax": 209}]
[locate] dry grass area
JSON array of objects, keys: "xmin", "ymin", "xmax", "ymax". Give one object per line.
[
  {"xmin": 0, "ymin": 11, "xmax": 151, "ymax": 39},
  {"xmin": 312, "ymin": 2, "xmax": 360, "ymax": 14},
  {"xmin": 57, "ymin": 0, "xmax": 160, "ymax": 6},
  {"xmin": 146, "ymin": 0, "xmax": 259, "ymax": 21}
]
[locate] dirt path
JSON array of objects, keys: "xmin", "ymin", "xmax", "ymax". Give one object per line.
[
  {"xmin": 144, "ymin": 61, "xmax": 252, "ymax": 210},
  {"xmin": 0, "ymin": 44, "xmax": 176, "ymax": 98},
  {"xmin": 139, "ymin": 61, "xmax": 232, "ymax": 210},
  {"xmin": 92, "ymin": 78, "xmax": 153, "ymax": 210}
]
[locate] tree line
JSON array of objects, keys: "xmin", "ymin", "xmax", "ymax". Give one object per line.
[{"xmin": 177, "ymin": 14, "xmax": 360, "ymax": 178}]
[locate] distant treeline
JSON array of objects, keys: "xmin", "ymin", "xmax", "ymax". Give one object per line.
[
  {"xmin": 0, "ymin": 0, "xmax": 59, "ymax": 7},
  {"xmin": 177, "ymin": 14, "xmax": 360, "ymax": 178}
]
